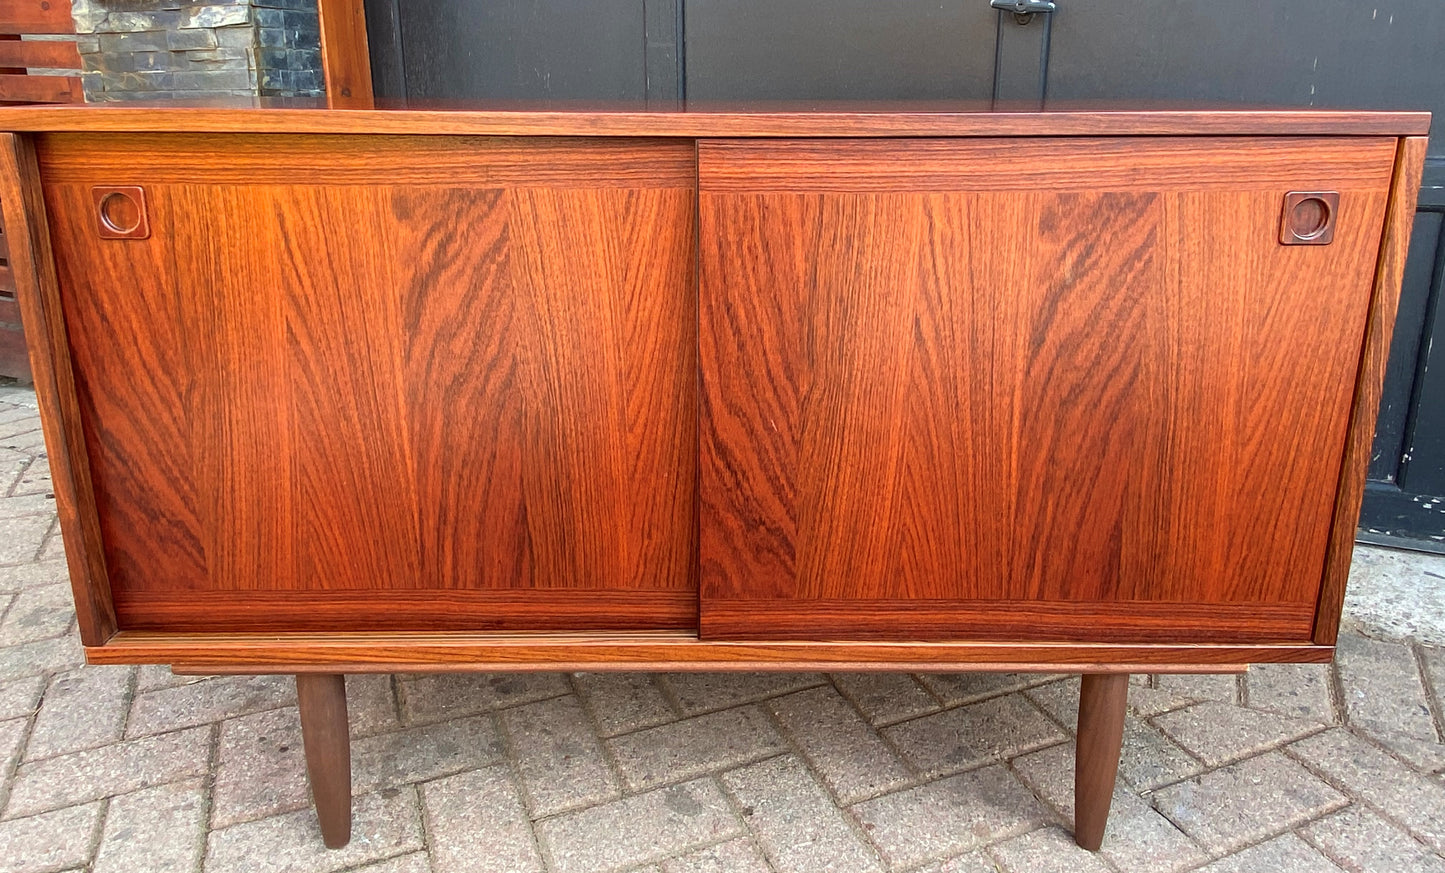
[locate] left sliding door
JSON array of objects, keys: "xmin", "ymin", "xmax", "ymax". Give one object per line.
[{"xmin": 38, "ymin": 133, "xmax": 698, "ymax": 633}]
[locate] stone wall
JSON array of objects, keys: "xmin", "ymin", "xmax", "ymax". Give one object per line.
[{"xmin": 71, "ymin": 0, "xmax": 323, "ymax": 101}]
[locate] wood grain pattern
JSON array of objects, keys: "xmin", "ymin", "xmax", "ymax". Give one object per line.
[
  {"xmin": 0, "ymin": 0, "xmax": 75, "ymax": 33},
  {"xmin": 296, "ymin": 674, "xmax": 351, "ymax": 849},
  {"xmin": 316, "ymin": 0, "xmax": 372, "ymax": 106},
  {"xmin": 0, "ymin": 105, "xmax": 1430, "ymax": 138},
  {"xmin": 699, "ymin": 137, "xmax": 1393, "ymax": 642},
  {"xmin": 36, "ymin": 134, "xmax": 696, "ymax": 187},
  {"xmin": 1313, "ymin": 136, "xmax": 1430, "ymax": 645},
  {"xmin": 0, "ymin": 73, "xmax": 79, "ymax": 104},
  {"xmin": 697, "ymin": 137, "xmax": 1398, "ymax": 192},
  {"xmin": 86, "ymin": 630, "xmax": 1324, "ymax": 672},
  {"xmin": 0, "ymin": 132, "xmax": 114, "ymax": 644},
  {"xmin": 0, "ymin": 38, "xmax": 78, "ymax": 69},
  {"xmin": 44, "ymin": 136, "xmax": 696, "ymax": 632}
]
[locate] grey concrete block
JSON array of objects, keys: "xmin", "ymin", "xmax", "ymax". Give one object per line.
[
  {"xmin": 721, "ymin": 756, "xmax": 883, "ymax": 873},
  {"xmin": 0, "ymin": 583, "xmax": 73, "ymax": 646},
  {"xmin": 1336, "ymin": 633, "xmax": 1437, "ymax": 740},
  {"xmin": 1343, "ymin": 545, "xmax": 1445, "ymax": 643},
  {"xmin": 182, "ymin": 4, "xmax": 251, "ymax": 29},
  {"xmin": 989, "ymin": 826, "xmax": 1112, "ymax": 873},
  {"xmin": 1116, "ymin": 718, "xmax": 1205, "ymax": 791},
  {"xmin": 659, "ymin": 673, "xmax": 825, "ymax": 716},
  {"xmin": 206, "ymin": 788, "xmax": 424, "ymax": 873},
  {"xmin": 830, "ymin": 673, "xmax": 940, "ymax": 726},
  {"xmin": 536, "ymin": 778, "xmax": 742, "ymax": 873},
  {"xmin": 500, "ymin": 695, "xmax": 619, "ymax": 817},
  {"xmin": 0, "ymin": 717, "xmax": 27, "ymax": 786},
  {"xmin": 398, "ymin": 673, "xmax": 568, "ymax": 726},
  {"xmin": 1155, "ymin": 673, "xmax": 1239, "ymax": 704},
  {"xmin": 1194, "ymin": 833, "xmax": 1344, "ymax": 873},
  {"xmin": 765, "ymin": 685, "xmax": 912, "ymax": 804},
  {"xmin": 347, "ymin": 673, "xmax": 402, "ymax": 738},
  {"xmin": 0, "ymin": 515, "xmax": 54, "ymax": 566},
  {"xmin": 349, "ymin": 854, "xmax": 432, "ymax": 873},
  {"xmin": 607, "ymin": 705, "xmax": 785, "ymax": 792},
  {"xmin": 660, "ymin": 837, "xmax": 772, "ymax": 873},
  {"xmin": 1303, "ymin": 805, "xmax": 1445, "ymax": 873},
  {"xmin": 0, "ymin": 677, "xmax": 43, "ymax": 722},
  {"xmin": 1291, "ymin": 728, "xmax": 1445, "ymax": 852},
  {"xmin": 5, "ymin": 725, "xmax": 211, "ymax": 819},
  {"xmin": 851, "ymin": 766, "xmax": 1047, "ymax": 869},
  {"xmin": 92, "ymin": 779, "xmax": 206, "ymax": 873},
  {"xmin": 353, "ymin": 715, "xmax": 503, "ymax": 794},
  {"xmin": 25, "ymin": 665, "xmax": 132, "ymax": 760},
  {"xmin": 882, "ymin": 694, "xmax": 1065, "ymax": 777},
  {"xmin": 212, "ymin": 706, "xmax": 307, "ymax": 828},
  {"xmin": 167, "ymin": 28, "xmax": 219, "ymax": 51},
  {"xmin": 912, "ymin": 852, "xmax": 1000, "ymax": 873},
  {"xmin": 0, "ymin": 633, "xmax": 84, "ymax": 682},
  {"xmin": 421, "ymin": 765, "xmax": 542, "ymax": 873},
  {"xmin": 0, "ymin": 801, "xmax": 103, "ymax": 873},
  {"xmin": 918, "ymin": 672, "xmax": 1058, "ymax": 706},
  {"xmin": 1151, "ymin": 751, "xmax": 1347, "ymax": 854},
  {"xmin": 572, "ymin": 672, "xmax": 676, "ymax": 737},
  {"xmin": 1153, "ymin": 701, "xmax": 1322, "ymax": 768},
  {"xmin": 1245, "ymin": 662, "xmax": 1337, "ymax": 723},
  {"xmin": 127, "ymin": 674, "xmax": 294, "ymax": 739}
]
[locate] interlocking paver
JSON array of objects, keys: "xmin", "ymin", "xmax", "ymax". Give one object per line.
[
  {"xmin": 421, "ymin": 764, "xmax": 542, "ymax": 873},
  {"xmin": 347, "ymin": 674, "xmax": 403, "ymax": 737},
  {"xmin": 1155, "ymin": 673, "xmax": 1239, "ymax": 704},
  {"xmin": 883, "ymin": 694, "xmax": 1065, "ymax": 777},
  {"xmin": 988, "ymin": 825, "xmax": 1112, "ymax": 873},
  {"xmin": 126, "ymin": 674, "xmax": 295, "ymax": 739},
  {"xmin": 0, "ymin": 633, "xmax": 83, "ymax": 682},
  {"xmin": 659, "ymin": 837, "xmax": 772, "ymax": 873},
  {"xmin": 1303, "ymin": 804, "xmax": 1445, "ymax": 873},
  {"xmin": 92, "ymin": 779, "xmax": 206, "ymax": 873},
  {"xmin": 1116, "ymin": 718, "xmax": 1204, "ymax": 790},
  {"xmin": 912, "ymin": 851, "xmax": 1000, "ymax": 873},
  {"xmin": 0, "ymin": 584, "xmax": 73, "ymax": 645},
  {"xmin": 349, "ymin": 854, "xmax": 432, "ymax": 873},
  {"xmin": 851, "ymin": 764, "xmax": 1048, "ymax": 869},
  {"xmin": 1153, "ymin": 701, "xmax": 1323, "ymax": 767},
  {"xmin": 4, "ymin": 725, "xmax": 212, "ymax": 820},
  {"xmin": 607, "ymin": 705, "xmax": 785, "ymax": 792},
  {"xmin": 765, "ymin": 685, "xmax": 912, "ymax": 803},
  {"xmin": 1152, "ymin": 751, "xmax": 1347, "ymax": 854},
  {"xmin": 721, "ymin": 755, "xmax": 883, "ymax": 873},
  {"xmin": 1365, "ymin": 727, "xmax": 1445, "ymax": 774},
  {"xmin": 0, "ymin": 800, "xmax": 102, "ymax": 873},
  {"xmin": 1290, "ymin": 728, "xmax": 1445, "ymax": 851},
  {"xmin": 501, "ymin": 695, "xmax": 619, "ymax": 817},
  {"xmin": 535, "ymin": 777, "xmax": 742, "ymax": 873},
  {"xmin": 1194, "ymin": 833, "xmax": 1345, "ymax": 873},
  {"xmin": 0, "ymin": 515, "xmax": 53, "ymax": 566},
  {"xmin": 917, "ymin": 673, "xmax": 1057, "ymax": 706},
  {"xmin": 205, "ymin": 788, "xmax": 424, "ymax": 873},
  {"xmin": 829, "ymin": 672, "xmax": 940, "ymax": 726},
  {"xmin": 659, "ymin": 673, "xmax": 825, "ymax": 716},
  {"xmin": 211, "ymin": 706, "xmax": 308, "ymax": 828},
  {"xmin": 1245, "ymin": 662, "xmax": 1337, "ymax": 723},
  {"xmin": 572, "ymin": 672, "xmax": 677, "ymax": 737},
  {"xmin": 352, "ymin": 714, "xmax": 503, "ymax": 793},
  {"xmin": 398, "ymin": 673, "xmax": 570, "ymax": 725},
  {"xmin": 0, "ymin": 678, "xmax": 41, "ymax": 722},
  {"xmin": 1010, "ymin": 740, "xmax": 1207, "ymax": 873},
  {"xmin": 25, "ymin": 666, "xmax": 132, "ymax": 760},
  {"xmin": 1336, "ymin": 633, "xmax": 1439, "ymax": 741}
]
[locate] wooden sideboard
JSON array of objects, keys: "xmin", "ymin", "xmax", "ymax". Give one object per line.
[{"xmin": 0, "ymin": 103, "xmax": 1428, "ymax": 853}]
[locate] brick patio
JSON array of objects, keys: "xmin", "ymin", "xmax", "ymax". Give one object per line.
[{"xmin": 0, "ymin": 385, "xmax": 1442, "ymax": 873}]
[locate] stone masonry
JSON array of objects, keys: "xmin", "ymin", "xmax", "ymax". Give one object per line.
[
  {"xmin": 70, "ymin": 0, "xmax": 323, "ymax": 101},
  {"xmin": 0, "ymin": 381, "xmax": 1442, "ymax": 872}
]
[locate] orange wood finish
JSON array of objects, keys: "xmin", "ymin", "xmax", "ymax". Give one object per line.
[
  {"xmin": 41, "ymin": 135, "xmax": 697, "ymax": 633},
  {"xmin": 0, "ymin": 105, "xmax": 1428, "ymax": 138},
  {"xmin": 86, "ymin": 630, "xmax": 1318, "ymax": 674},
  {"xmin": 0, "ymin": 132, "xmax": 115, "ymax": 644},
  {"xmin": 1313, "ymin": 136, "xmax": 1431, "ymax": 645},
  {"xmin": 0, "ymin": 0, "xmax": 73, "ymax": 33},
  {"xmin": 0, "ymin": 38, "xmax": 78, "ymax": 69},
  {"xmin": 698, "ymin": 137, "xmax": 1396, "ymax": 641},
  {"xmin": 316, "ymin": 0, "xmax": 373, "ymax": 106},
  {"xmin": 0, "ymin": 73, "xmax": 79, "ymax": 104}
]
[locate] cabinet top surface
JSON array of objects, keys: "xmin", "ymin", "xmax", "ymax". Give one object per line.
[{"xmin": 0, "ymin": 98, "xmax": 1429, "ymax": 137}]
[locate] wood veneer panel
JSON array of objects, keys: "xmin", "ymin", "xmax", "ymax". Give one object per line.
[
  {"xmin": 1313, "ymin": 136, "xmax": 1430, "ymax": 645},
  {"xmin": 0, "ymin": 132, "xmax": 115, "ymax": 644},
  {"xmin": 699, "ymin": 137, "xmax": 1392, "ymax": 642},
  {"xmin": 36, "ymin": 134, "xmax": 696, "ymax": 187},
  {"xmin": 0, "ymin": 106, "xmax": 1431, "ymax": 138},
  {"xmin": 86, "ymin": 630, "xmax": 1330, "ymax": 672},
  {"xmin": 43, "ymin": 136, "xmax": 696, "ymax": 632}
]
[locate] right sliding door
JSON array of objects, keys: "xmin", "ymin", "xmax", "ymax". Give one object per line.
[{"xmin": 697, "ymin": 136, "xmax": 1396, "ymax": 642}]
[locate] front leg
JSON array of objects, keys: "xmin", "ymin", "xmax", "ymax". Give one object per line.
[
  {"xmin": 297, "ymin": 674, "xmax": 352, "ymax": 849},
  {"xmin": 1074, "ymin": 672, "xmax": 1128, "ymax": 850}
]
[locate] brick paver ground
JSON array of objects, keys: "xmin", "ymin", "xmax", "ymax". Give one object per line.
[{"xmin": 0, "ymin": 384, "xmax": 1442, "ymax": 873}]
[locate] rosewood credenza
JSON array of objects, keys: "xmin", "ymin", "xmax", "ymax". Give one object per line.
[{"xmin": 0, "ymin": 104, "xmax": 1428, "ymax": 852}]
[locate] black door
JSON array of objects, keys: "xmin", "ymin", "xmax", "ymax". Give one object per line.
[{"xmin": 366, "ymin": 0, "xmax": 1445, "ymax": 550}]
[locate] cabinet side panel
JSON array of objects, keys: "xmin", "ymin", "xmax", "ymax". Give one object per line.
[
  {"xmin": 1313, "ymin": 135, "xmax": 1430, "ymax": 644},
  {"xmin": 699, "ymin": 137, "xmax": 1395, "ymax": 642}
]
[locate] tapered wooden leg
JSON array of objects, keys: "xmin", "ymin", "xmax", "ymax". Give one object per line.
[
  {"xmin": 1074, "ymin": 672, "xmax": 1128, "ymax": 851},
  {"xmin": 297, "ymin": 674, "xmax": 351, "ymax": 849}
]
